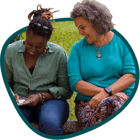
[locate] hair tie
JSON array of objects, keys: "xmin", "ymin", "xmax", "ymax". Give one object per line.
[{"xmin": 31, "ymin": 22, "xmax": 52, "ymax": 34}]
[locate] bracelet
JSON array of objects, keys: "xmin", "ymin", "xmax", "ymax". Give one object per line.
[
  {"xmin": 40, "ymin": 92, "xmax": 45, "ymax": 104},
  {"xmin": 38, "ymin": 93, "xmax": 42, "ymax": 103}
]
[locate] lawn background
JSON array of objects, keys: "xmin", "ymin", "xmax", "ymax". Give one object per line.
[{"xmin": 0, "ymin": 0, "xmax": 140, "ymax": 140}]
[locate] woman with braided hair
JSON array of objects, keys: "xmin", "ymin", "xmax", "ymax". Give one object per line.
[{"xmin": 4, "ymin": 5, "xmax": 73, "ymax": 136}]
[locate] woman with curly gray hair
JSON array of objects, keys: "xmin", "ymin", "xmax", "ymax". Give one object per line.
[{"xmin": 67, "ymin": 0, "xmax": 136, "ymax": 129}]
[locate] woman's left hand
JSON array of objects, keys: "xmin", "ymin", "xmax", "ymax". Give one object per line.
[
  {"xmin": 22, "ymin": 94, "xmax": 41, "ymax": 107},
  {"xmin": 89, "ymin": 90, "xmax": 109, "ymax": 108}
]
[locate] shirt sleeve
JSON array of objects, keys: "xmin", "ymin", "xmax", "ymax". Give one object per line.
[
  {"xmin": 122, "ymin": 44, "xmax": 136, "ymax": 79},
  {"xmin": 48, "ymin": 49, "xmax": 73, "ymax": 100},
  {"xmin": 4, "ymin": 45, "xmax": 14, "ymax": 88},
  {"xmin": 67, "ymin": 43, "xmax": 83, "ymax": 92}
]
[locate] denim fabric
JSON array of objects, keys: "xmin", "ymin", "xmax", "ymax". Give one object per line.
[{"xmin": 19, "ymin": 99, "xmax": 69, "ymax": 136}]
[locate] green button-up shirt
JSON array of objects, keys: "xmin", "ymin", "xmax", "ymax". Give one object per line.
[{"xmin": 4, "ymin": 40, "xmax": 73, "ymax": 100}]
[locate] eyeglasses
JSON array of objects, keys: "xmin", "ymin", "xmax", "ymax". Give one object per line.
[{"xmin": 31, "ymin": 22, "xmax": 52, "ymax": 35}]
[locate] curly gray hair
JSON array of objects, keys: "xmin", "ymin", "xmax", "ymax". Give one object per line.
[{"xmin": 71, "ymin": 0, "xmax": 114, "ymax": 34}]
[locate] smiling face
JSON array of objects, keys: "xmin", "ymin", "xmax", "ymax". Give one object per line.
[
  {"xmin": 74, "ymin": 17, "xmax": 100, "ymax": 45},
  {"xmin": 24, "ymin": 31, "xmax": 48, "ymax": 56}
]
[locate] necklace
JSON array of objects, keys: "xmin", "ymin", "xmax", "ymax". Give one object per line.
[
  {"xmin": 94, "ymin": 35, "xmax": 105, "ymax": 60},
  {"xmin": 94, "ymin": 47, "xmax": 102, "ymax": 60}
]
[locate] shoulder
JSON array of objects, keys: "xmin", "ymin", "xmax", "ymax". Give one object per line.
[
  {"xmin": 112, "ymin": 33, "xmax": 127, "ymax": 48},
  {"xmin": 72, "ymin": 37, "xmax": 86, "ymax": 48},
  {"xmin": 112, "ymin": 33, "xmax": 129, "ymax": 54},
  {"xmin": 48, "ymin": 42, "xmax": 65, "ymax": 52},
  {"xmin": 6, "ymin": 40, "xmax": 24, "ymax": 54},
  {"xmin": 70, "ymin": 38, "xmax": 86, "ymax": 54},
  {"xmin": 47, "ymin": 42, "xmax": 67, "ymax": 58},
  {"xmin": 4, "ymin": 40, "xmax": 24, "ymax": 64}
]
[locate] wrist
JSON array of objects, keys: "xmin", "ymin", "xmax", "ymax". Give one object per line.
[
  {"xmin": 38, "ymin": 92, "xmax": 45, "ymax": 104},
  {"xmin": 38, "ymin": 93, "xmax": 42, "ymax": 103},
  {"xmin": 100, "ymin": 88, "xmax": 109, "ymax": 97},
  {"xmin": 104, "ymin": 87, "xmax": 112, "ymax": 96}
]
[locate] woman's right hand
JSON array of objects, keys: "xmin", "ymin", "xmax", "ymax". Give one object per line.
[
  {"xmin": 23, "ymin": 94, "xmax": 41, "ymax": 107},
  {"xmin": 114, "ymin": 92, "xmax": 129, "ymax": 101},
  {"xmin": 89, "ymin": 90, "xmax": 109, "ymax": 108},
  {"xmin": 14, "ymin": 94, "xmax": 20, "ymax": 102}
]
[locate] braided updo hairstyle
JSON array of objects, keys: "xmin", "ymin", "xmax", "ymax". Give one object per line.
[{"xmin": 26, "ymin": 5, "xmax": 56, "ymax": 40}]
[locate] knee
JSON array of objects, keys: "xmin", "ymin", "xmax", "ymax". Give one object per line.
[
  {"xmin": 100, "ymin": 95, "xmax": 119, "ymax": 107},
  {"xmin": 19, "ymin": 106, "xmax": 32, "ymax": 122},
  {"xmin": 39, "ymin": 115, "xmax": 63, "ymax": 136},
  {"xmin": 97, "ymin": 96, "xmax": 123, "ymax": 114}
]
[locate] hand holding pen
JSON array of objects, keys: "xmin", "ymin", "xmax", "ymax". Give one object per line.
[
  {"xmin": 11, "ymin": 89, "xmax": 20, "ymax": 102},
  {"xmin": 14, "ymin": 94, "xmax": 20, "ymax": 102}
]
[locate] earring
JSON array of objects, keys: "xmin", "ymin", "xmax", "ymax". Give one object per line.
[{"xmin": 44, "ymin": 46, "xmax": 49, "ymax": 54}]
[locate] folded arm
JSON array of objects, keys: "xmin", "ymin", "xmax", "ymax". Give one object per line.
[
  {"xmin": 109, "ymin": 73, "xmax": 135, "ymax": 95},
  {"xmin": 76, "ymin": 73, "xmax": 135, "ymax": 96},
  {"xmin": 67, "ymin": 42, "xmax": 136, "ymax": 98}
]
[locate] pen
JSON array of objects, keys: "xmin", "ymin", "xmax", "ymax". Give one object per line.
[{"xmin": 11, "ymin": 89, "xmax": 15, "ymax": 96}]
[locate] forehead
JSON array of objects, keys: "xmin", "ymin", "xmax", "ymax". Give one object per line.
[
  {"xmin": 74, "ymin": 17, "xmax": 91, "ymax": 28},
  {"xmin": 26, "ymin": 31, "xmax": 47, "ymax": 45}
]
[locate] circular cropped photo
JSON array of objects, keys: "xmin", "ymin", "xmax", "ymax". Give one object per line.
[{"xmin": 0, "ymin": 0, "xmax": 139, "ymax": 140}]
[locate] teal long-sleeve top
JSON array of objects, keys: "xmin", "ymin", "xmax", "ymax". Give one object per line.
[
  {"xmin": 67, "ymin": 33, "xmax": 136, "ymax": 101},
  {"xmin": 4, "ymin": 40, "xmax": 73, "ymax": 100}
]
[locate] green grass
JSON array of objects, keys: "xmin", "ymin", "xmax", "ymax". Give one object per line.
[
  {"xmin": 50, "ymin": 21, "xmax": 83, "ymax": 55},
  {"xmin": 18, "ymin": 21, "xmax": 83, "ymax": 120},
  {"xmin": 50, "ymin": 21, "xmax": 83, "ymax": 120}
]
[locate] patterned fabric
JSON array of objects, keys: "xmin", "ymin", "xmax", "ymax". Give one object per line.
[{"xmin": 75, "ymin": 95, "xmax": 127, "ymax": 129}]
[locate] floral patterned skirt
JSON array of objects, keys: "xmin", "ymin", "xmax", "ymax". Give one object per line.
[{"xmin": 75, "ymin": 95, "xmax": 127, "ymax": 129}]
